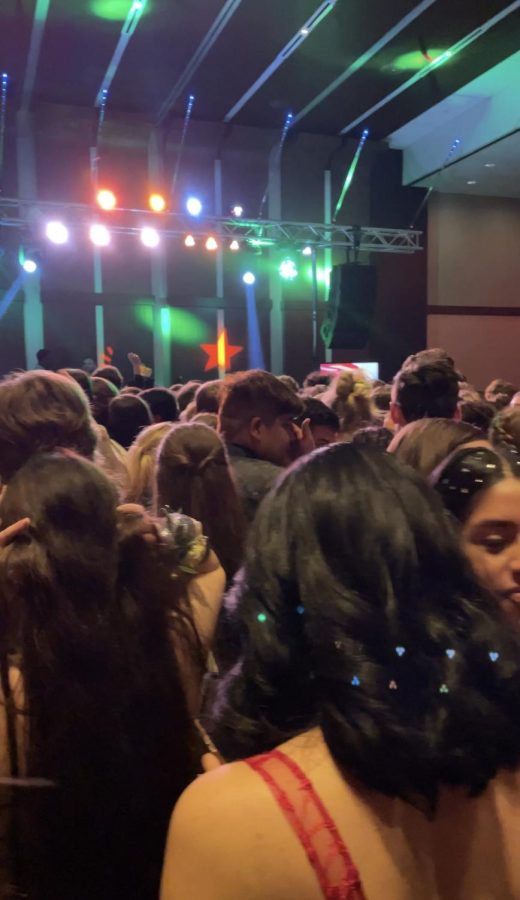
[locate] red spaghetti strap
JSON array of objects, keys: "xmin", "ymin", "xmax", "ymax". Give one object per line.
[{"xmin": 246, "ymin": 750, "xmax": 366, "ymax": 900}]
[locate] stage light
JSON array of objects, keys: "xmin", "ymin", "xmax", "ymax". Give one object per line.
[
  {"xmin": 149, "ymin": 193, "xmax": 166, "ymax": 212},
  {"xmin": 467, "ymin": 180, "xmax": 477, "ymax": 185},
  {"xmin": 206, "ymin": 236, "xmax": 218, "ymax": 251},
  {"xmin": 232, "ymin": 205, "xmax": 243, "ymax": 218},
  {"xmin": 184, "ymin": 234, "xmax": 196, "ymax": 247},
  {"xmin": 140, "ymin": 226, "xmax": 160, "ymax": 248},
  {"xmin": 243, "ymin": 272, "xmax": 256, "ymax": 285},
  {"xmin": 302, "ymin": 245, "xmax": 312, "ymax": 256},
  {"xmin": 279, "ymin": 258, "xmax": 298, "ymax": 280},
  {"xmin": 22, "ymin": 259, "xmax": 38, "ymax": 274},
  {"xmin": 96, "ymin": 189, "xmax": 117, "ymax": 211},
  {"xmin": 186, "ymin": 196, "xmax": 203, "ymax": 216},
  {"xmin": 229, "ymin": 240, "xmax": 240, "ymax": 251},
  {"xmin": 89, "ymin": 223, "xmax": 111, "ymax": 247},
  {"xmin": 45, "ymin": 221, "xmax": 69, "ymax": 245}
]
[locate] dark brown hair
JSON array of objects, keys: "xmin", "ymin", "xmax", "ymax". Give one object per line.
[
  {"xmin": 388, "ymin": 418, "xmax": 482, "ymax": 478},
  {"xmin": 219, "ymin": 370, "xmax": 302, "ymax": 442},
  {"xmin": 0, "ymin": 371, "xmax": 97, "ymax": 481},
  {"xmin": 155, "ymin": 423, "xmax": 246, "ymax": 580},
  {"xmin": 0, "ymin": 452, "xmax": 198, "ymax": 897}
]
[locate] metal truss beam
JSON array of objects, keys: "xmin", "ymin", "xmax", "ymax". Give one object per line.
[{"xmin": 0, "ymin": 199, "xmax": 422, "ymax": 254}]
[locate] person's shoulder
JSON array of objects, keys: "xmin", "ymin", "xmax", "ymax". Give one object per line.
[
  {"xmin": 161, "ymin": 761, "xmax": 267, "ymax": 898},
  {"xmin": 170, "ymin": 759, "xmax": 260, "ymax": 830}
]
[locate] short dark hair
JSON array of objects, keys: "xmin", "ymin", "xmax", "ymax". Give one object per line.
[
  {"xmin": 351, "ymin": 425, "xmax": 393, "ymax": 450},
  {"xmin": 177, "ymin": 381, "xmax": 200, "ymax": 412},
  {"xmin": 195, "ymin": 380, "xmax": 223, "ymax": 414},
  {"xmin": 219, "ymin": 370, "xmax": 302, "ymax": 442},
  {"xmin": 401, "ymin": 347, "xmax": 455, "ymax": 371},
  {"xmin": 394, "ymin": 361, "xmax": 459, "ymax": 423},
  {"xmin": 213, "ymin": 445, "xmax": 520, "ymax": 809},
  {"xmin": 301, "ymin": 397, "xmax": 340, "ymax": 433},
  {"xmin": 63, "ymin": 368, "xmax": 93, "ymax": 403},
  {"xmin": 36, "ymin": 348, "xmax": 51, "ymax": 366},
  {"xmin": 108, "ymin": 395, "xmax": 152, "ymax": 449},
  {"xmin": 93, "ymin": 365, "xmax": 124, "ymax": 391},
  {"xmin": 303, "ymin": 370, "xmax": 330, "ymax": 389},
  {"xmin": 140, "ymin": 388, "xmax": 179, "ymax": 423},
  {"xmin": 461, "ymin": 399, "xmax": 496, "ymax": 433}
]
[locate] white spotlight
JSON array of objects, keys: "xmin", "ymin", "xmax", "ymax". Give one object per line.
[
  {"xmin": 89, "ymin": 224, "xmax": 111, "ymax": 247},
  {"xmin": 45, "ymin": 221, "xmax": 69, "ymax": 245},
  {"xmin": 140, "ymin": 226, "xmax": 160, "ymax": 248}
]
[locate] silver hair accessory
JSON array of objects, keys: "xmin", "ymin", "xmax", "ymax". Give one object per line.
[{"xmin": 158, "ymin": 507, "xmax": 209, "ymax": 574}]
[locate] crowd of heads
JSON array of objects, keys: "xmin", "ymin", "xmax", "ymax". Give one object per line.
[{"xmin": 1, "ymin": 346, "xmax": 520, "ymax": 897}]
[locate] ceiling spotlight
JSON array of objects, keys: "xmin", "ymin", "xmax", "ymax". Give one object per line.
[
  {"xmin": 231, "ymin": 205, "xmax": 243, "ymax": 218},
  {"xmin": 184, "ymin": 234, "xmax": 196, "ymax": 247},
  {"xmin": 484, "ymin": 163, "xmax": 495, "ymax": 168},
  {"xmin": 302, "ymin": 245, "xmax": 312, "ymax": 256},
  {"xmin": 243, "ymin": 272, "xmax": 256, "ymax": 285},
  {"xmin": 149, "ymin": 193, "xmax": 166, "ymax": 212},
  {"xmin": 96, "ymin": 189, "xmax": 117, "ymax": 211},
  {"xmin": 140, "ymin": 226, "xmax": 160, "ymax": 248},
  {"xmin": 279, "ymin": 258, "xmax": 298, "ymax": 280},
  {"xmin": 229, "ymin": 240, "xmax": 240, "ymax": 251},
  {"xmin": 467, "ymin": 180, "xmax": 477, "ymax": 185},
  {"xmin": 186, "ymin": 196, "xmax": 203, "ymax": 216},
  {"xmin": 45, "ymin": 221, "xmax": 69, "ymax": 245},
  {"xmin": 89, "ymin": 223, "xmax": 111, "ymax": 247},
  {"xmin": 300, "ymin": 27, "xmax": 309, "ymax": 36},
  {"xmin": 206, "ymin": 236, "xmax": 218, "ymax": 251},
  {"xmin": 22, "ymin": 258, "xmax": 38, "ymax": 274}
]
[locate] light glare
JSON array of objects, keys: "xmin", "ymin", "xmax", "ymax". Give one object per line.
[
  {"xmin": 45, "ymin": 221, "xmax": 69, "ymax": 245},
  {"xmin": 206, "ymin": 236, "xmax": 218, "ymax": 251},
  {"xmin": 186, "ymin": 196, "xmax": 203, "ymax": 216},
  {"xmin": 96, "ymin": 189, "xmax": 117, "ymax": 211},
  {"xmin": 149, "ymin": 193, "xmax": 166, "ymax": 212},
  {"xmin": 22, "ymin": 259, "xmax": 37, "ymax": 274},
  {"xmin": 90, "ymin": 224, "xmax": 111, "ymax": 247},
  {"xmin": 140, "ymin": 226, "xmax": 160, "ymax": 248},
  {"xmin": 243, "ymin": 272, "xmax": 256, "ymax": 285},
  {"xmin": 184, "ymin": 234, "xmax": 196, "ymax": 247}
]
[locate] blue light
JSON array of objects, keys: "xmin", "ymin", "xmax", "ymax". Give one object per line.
[
  {"xmin": 22, "ymin": 259, "xmax": 38, "ymax": 274},
  {"xmin": 243, "ymin": 272, "xmax": 256, "ymax": 285},
  {"xmin": 186, "ymin": 196, "xmax": 203, "ymax": 217}
]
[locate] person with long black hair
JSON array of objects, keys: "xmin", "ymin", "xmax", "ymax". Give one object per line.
[
  {"xmin": 0, "ymin": 452, "xmax": 202, "ymax": 899},
  {"xmin": 162, "ymin": 445, "xmax": 520, "ymax": 900}
]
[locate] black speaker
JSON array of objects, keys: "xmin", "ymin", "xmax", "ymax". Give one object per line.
[{"xmin": 320, "ymin": 263, "xmax": 377, "ymax": 349}]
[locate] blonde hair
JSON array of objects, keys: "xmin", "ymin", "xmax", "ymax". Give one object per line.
[
  {"xmin": 124, "ymin": 422, "xmax": 172, "ymax": 505},
  {"xmin": 322, "ymin": 369, "xmax": 374, "ymax": 437}
]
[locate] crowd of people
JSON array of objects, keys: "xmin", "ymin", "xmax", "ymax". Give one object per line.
[{"xmin": 0, "ymin": 348, "xmax": 519, "ymax": 898}]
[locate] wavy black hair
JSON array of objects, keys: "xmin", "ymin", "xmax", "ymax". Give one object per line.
[{"xmin": 212, "ymin": 444, "xmax": 520, "ymax": 811}]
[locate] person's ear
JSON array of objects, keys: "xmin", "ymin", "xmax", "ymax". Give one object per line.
[
  {"xmin": 248, "ymin": 416, "xmax": 264, "ymax": 441},
  {"xmin": 390, "ymin": 401, "xmax": 405, "ymax": 428}
]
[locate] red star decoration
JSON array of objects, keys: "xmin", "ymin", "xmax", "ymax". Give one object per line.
[{"xmin": 200, "ymin": 329, "xmax": 243, "ymax": 372}]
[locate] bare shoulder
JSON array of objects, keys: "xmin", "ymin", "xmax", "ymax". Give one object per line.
[{"xmin": 161, "ymin": 761, "xmax": 273, "ymax": 900}]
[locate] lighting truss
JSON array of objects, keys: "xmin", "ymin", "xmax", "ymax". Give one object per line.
[{"xmin": 0, "ymin": 199, "xmax": 422, "ymax": 255}]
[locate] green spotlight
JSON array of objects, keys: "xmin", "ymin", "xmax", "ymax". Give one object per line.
[
  {"xmin": 392, "ymin": 49, "xmax": 449, "ymax": 71},
  {"xmin": 279, "ymin": 258, "xmax": 298, "ymax": 281}
]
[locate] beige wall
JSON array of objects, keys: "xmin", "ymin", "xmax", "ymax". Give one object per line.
[
  {"xmin": 427, "ymin": 193, "xmax": 520, "ymax": 387},
  {"xmin": 427, "ymin": 314, "xmax": 520, "ymax": 388},
  {"xmin": 428, "ymin": 193, "xmax": 520, "ymax": 309}
]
